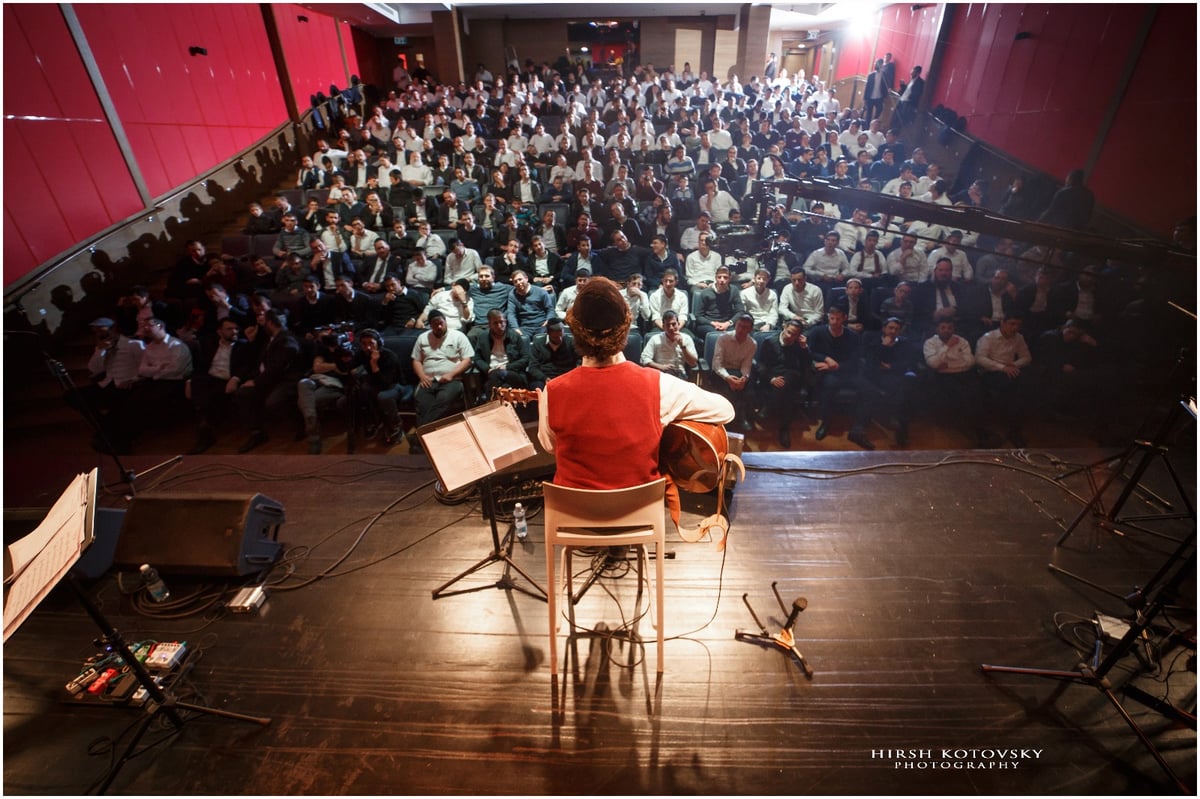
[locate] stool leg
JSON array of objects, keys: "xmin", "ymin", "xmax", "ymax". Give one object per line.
[
  {"xmin": 654, "ymin": 539, "xmax": 664, "ymax": 673},
  {"xmin": 547, "ymin": 541, "xmax": 558, "ymax": 676}
]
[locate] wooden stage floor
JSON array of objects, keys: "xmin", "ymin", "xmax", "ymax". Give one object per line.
[{"xmin": 3, "ymin": 448, "xmax": 1195, "ymax": 795}]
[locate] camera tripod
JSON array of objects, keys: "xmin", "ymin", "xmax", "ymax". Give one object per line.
[{"xmin": 734, "ymin": 581, "xmax": 814, "ymax": 678}]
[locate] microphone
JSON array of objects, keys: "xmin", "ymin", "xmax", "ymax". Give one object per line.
[{"xmin": 784, "ymin": 596, "xmax": 807, "ymax": 630}]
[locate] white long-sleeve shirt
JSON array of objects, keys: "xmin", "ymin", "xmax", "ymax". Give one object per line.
[
  {"xmin": 740, "ymin": 286, "xmax": 780, "ymax": 329},
  {"xmin": 648, "ymin": 288, "xmax": 690, "ymax": 327},
  {"xmin": 975, "ymin": 330, "xmax": 1031, "ymax": 372},
  {"xmin": 778, "ymin": 282, "xmax": 825, "ymax": 327},
  {"xmin": 138, "ymin": 335, "xmax": 193, "ymax": 381},
  {"xmin": 923, "ymin": 334, "xmax": 974, "ymax": 373}
]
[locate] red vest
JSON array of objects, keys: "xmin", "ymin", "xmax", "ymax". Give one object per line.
[{"xmin": 547, "ymin": 361, "xmax": 661, "ymax": 489}]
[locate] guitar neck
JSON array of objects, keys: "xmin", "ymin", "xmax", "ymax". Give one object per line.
[{"xmin": 493, "ymin": 387, "xmax": 540, "ymax": 404}]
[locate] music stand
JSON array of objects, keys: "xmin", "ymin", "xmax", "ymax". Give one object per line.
[
  {"xmin": 419, "ymin": 401, "xmax": 546, "ymax": 601},
  {"xmin": 3, "ymin": 471, "xmax": 271, "ymax": 794}
]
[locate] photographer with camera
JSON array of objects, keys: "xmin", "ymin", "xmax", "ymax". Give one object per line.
[{"xmin": 297, "ymin": 325, "xmax": 357, "ymax": 454}]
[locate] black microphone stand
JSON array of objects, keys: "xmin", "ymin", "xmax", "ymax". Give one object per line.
[
  {"xmin": 734, "ymin": 581, "xmax": 814, "ymax": 678},
  {"xmin": 46, "ymin": 356, "xmax": 182, "ymax": 496}
]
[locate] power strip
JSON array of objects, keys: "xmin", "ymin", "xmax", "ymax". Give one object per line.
[{"xmin": 145, "ymin": 641, "xmax": 187, "ymax": 669}]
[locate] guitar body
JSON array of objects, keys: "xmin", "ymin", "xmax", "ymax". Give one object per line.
[{"xmin": 658, "ymin": 420, "xmax": 729, "ymax": 494}]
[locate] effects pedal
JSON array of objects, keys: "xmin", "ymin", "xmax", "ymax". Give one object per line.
[
  {"xmin": 66, "ymin": 667, "xmax": 101, "ymax": 695},
  {"xmin": 145, "ymin": 642, "xmax": 187, "ymax": 669},
  {"xmin": 131, "ymin": 675, "xmax": 165, "ymax": 706}
]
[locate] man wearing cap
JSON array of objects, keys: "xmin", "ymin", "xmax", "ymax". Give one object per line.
[
  {"xmin": 410, "ymin": 309, "xmax": 474, "ymax": 451},
  {"xmin": 538, "ymin": 277, "xmax": 732, "ymax": 490},
  {"xmin": 68, "ymin": 317, "xmax": 146, "ymax": 452}
]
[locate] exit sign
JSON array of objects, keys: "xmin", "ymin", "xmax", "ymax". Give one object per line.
[{"xmin": 393, "ymin": 36, "xmax": 408, "ymax": 45}]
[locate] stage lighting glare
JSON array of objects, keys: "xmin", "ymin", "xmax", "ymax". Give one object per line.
[{"xmin": 851, "ymin": 9, "xmax": 876, "ymax": 37}]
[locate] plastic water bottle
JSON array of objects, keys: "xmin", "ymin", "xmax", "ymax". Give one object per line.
[
  {"xmin": 140, "ymin": 564, "xmax": 170, "ymax": 602},
  {"xmin": 513, "ymin": 503, "xmax": 528, "ymax": 541}
]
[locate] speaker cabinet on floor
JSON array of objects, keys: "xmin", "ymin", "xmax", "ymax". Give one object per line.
[{"xmin": 113, "ymin": 493, "xmax": 285, "ymax": 576}]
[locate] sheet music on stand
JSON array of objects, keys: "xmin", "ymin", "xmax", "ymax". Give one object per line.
[
  {"xmin": 418, "ymin": 401, "xmax": 537, "ymax": 493},
  {"xmin": 3, "ymin": 469, "xmax": 97, "ymax": 642}
]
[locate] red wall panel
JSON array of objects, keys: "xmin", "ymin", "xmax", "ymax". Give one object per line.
[
  {"xmin": 351, "ymin": 26, "xmax": 385, "ymax": 94},
  {"xmin": 1089, "ymin": 4, "xmax": 1196, "ymax": 234},
  {"xmin": 272, "ymin": 4, "xmax": 354, "ymax": 110},
  {"xmin": 874, "ymin": 3, "xmax": 941, "ymax": 81},
  {"xmin": 73, "ymin": 3, "xmax": 287, "ymax": 199},
  {"xmin": 928, "ymin": 3, "xmax": 1193, "ymax": 234},
  {"xmin": 3, "ymin": 4, "xmax": 142, "ymax": 284},
  {"xmin": 833, "ymin": 28, "xmax": 874, "ymax": 82},
  {"xmin": 4, "ymin": 4, "xmax": 368, "ymax": 286},
  {"xmin": 934, "ymin": 4, "xmax": 1142, "ymax": 180}
]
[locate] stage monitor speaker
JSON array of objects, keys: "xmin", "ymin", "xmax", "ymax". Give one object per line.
[{"xmin": 113, "ymin": 493, "xmax": 285, "ymax": 577}]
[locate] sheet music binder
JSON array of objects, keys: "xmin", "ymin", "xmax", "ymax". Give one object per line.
[
  {"xmin": 4, "ymin": 469, "xmax": 97, "ymax": 641},
  {"xmin": 417, "ymin": 400, "xmax": 537, "ymax": 493}
]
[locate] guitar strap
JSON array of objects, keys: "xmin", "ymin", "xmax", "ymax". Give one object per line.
[{"xmin": 672, "ymin": 452, "xmax": 745, "ymax": 548}]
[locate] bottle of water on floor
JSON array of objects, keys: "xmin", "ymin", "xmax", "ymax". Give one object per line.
[
  {"xmin": 140, "ymin": 564, "xmax": 170, "ymax": 602},
  {"xmin": 513, "ymin": 502, "xmax": 528, "ymax": 541}
]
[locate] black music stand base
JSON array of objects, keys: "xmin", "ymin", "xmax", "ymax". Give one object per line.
[
  {"xmin": 431, "ymin": 475, "xmax": 546, "ymax": 601},
  {"xmin": 980, "ymin": 657, "xmax": 1189, "ymax": 794},
  {"xmin": 981, "ymin": 551, "xmax": 1195, "ymax": 795}
]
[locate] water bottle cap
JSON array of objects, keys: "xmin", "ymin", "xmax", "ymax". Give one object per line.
[{"xmin": 140, "ymin": 563, "xmax": 152, "ymax": 572}]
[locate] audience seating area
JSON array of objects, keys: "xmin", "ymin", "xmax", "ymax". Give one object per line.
[{"xmin": 36, "ymin": 57, "xmax": 1187, "ymax": 459}]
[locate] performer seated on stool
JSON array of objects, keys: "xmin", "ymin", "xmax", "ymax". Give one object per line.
[{"xmin": 537, "ymin": 277, "xmax": 733, "ymax": 490}]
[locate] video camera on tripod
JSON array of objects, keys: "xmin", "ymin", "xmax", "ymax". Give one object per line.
[{"xmin": 314, "ymin": 323, "xmax": 359, "ymax": 372}]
